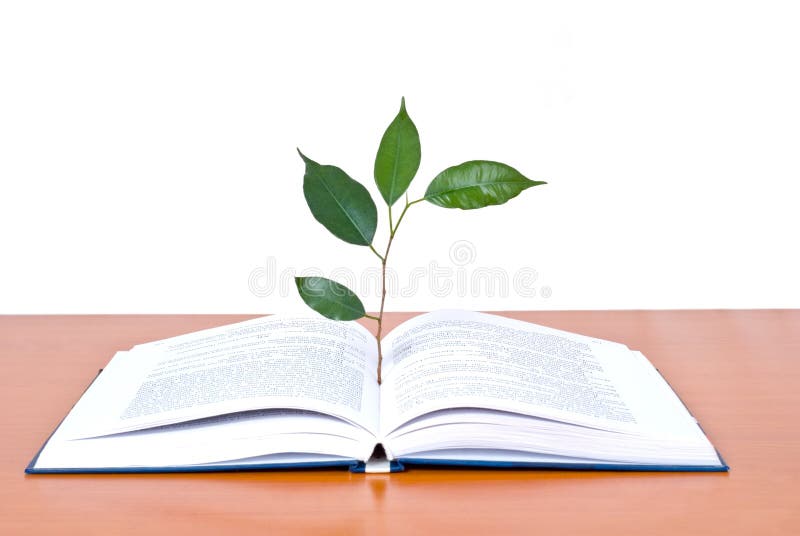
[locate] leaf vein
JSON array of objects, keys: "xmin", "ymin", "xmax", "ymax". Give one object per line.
[{"xmin": 426, "ymin": 179, "xmax": 541, "ymax": 198}]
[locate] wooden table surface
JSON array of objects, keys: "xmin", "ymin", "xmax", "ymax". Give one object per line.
[{"xmin": 1, "ymin": 311, "xmax": 798, "ymax": 535}]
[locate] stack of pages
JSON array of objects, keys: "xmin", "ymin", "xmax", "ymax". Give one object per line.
[{"xmin": 27, "ymin": 310, "xmax": 727, "ymax": 473}]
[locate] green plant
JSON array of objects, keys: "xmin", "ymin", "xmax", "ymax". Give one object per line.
[{"xmin": 295, "ymin": 98, "xmax": 546, "ymax": 384}]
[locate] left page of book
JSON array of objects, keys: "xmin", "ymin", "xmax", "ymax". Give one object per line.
[
  {"xmin": 31, "ymin": 315, "xmax": 382, "ymax": 470},
  {"xmin": 62, "ymin": 315, "xmax": 380, "ymax": 439},
  {"xmin": 33, "ymin": 387, "xmax": 376, "ymax": 470}
]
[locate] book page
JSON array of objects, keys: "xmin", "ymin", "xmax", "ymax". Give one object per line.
[
  {"xmin": 36, "ymin": 408, "xmax": 376, "ymax": 470},
  {"xmin": 65, "ymin": 315, "xmax": 380, "ymax": 438},
  {"xmin": 378, "ymin": 310, "xmax": 695, "ymax": 438}
]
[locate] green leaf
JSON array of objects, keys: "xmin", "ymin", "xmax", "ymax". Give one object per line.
[
  {"xmin": 299, "ymin": 150, "xmax": 377, "ymax": 246},
  {"xmin": 424, "ymin": 160, "xmax": 546, "ymax": 210},
  {"xmin": 374, "ymin": 97, "xmax": 421, "ymax": 206},
  {"xmin": 295, "ymin": 276, "xmax": 366, "ymax": 321}
]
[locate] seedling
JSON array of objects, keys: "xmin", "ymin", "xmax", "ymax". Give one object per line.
[{"xmin": 295, "ymin": 98, "xmax": 546, "ymax": 383}]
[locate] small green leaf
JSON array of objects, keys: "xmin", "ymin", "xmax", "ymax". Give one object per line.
[
  {"xmin": 424, "ymin": 160, "xmax": 546, "ymax": 210},
  {"xmin": 374, "ymin": 97, "xmax": 421, "ymax": 206},
  {"xmin": 295, "ymin": 276, "xmax": 366, "ymax": 321},
  {"xmin": 299, "ymin": 150, "xmax": 378, "ymax": 246}
]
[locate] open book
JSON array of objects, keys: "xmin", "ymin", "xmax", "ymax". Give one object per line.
[{"xmin": 27, "ymin": 311, "xmax": 727, "ymax": 473}]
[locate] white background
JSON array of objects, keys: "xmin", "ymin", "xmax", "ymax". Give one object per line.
[{"xmin": 1, "ymin": 1, "xmax": 798, "ymax": 314}]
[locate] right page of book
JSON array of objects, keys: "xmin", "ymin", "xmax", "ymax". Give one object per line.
[{"xmin": 378, "ymin": 310, "xmax": 705, "ymax": 443}]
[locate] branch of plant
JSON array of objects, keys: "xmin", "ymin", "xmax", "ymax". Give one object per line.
[
  {"xmin": 392, "ymin": 198, "xmax": 423, "ymax": 236},
  {"xmin": 368, "ymin": 244, "xmax": 384, "ymax": 262}
]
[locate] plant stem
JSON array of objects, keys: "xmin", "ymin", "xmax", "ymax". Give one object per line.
[
  {"xmin": 368, "ymin": 244, "xmax": 384, "ymax": 262},
  {"xmin": 374, "ymin": 198, "xmax": 419, "ymax": 384},
  {"xmin": 375, "ymin": 258, "xmax": 387, "ymax": 385},
  {"xmin": 392, "ymin": 198, "xmax": 422, "ymax": 235}
]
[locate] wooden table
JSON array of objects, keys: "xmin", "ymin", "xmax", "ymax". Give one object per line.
[{"xmin": 1, "ymin": 311, "xmax": 798, "ymax": 534}]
